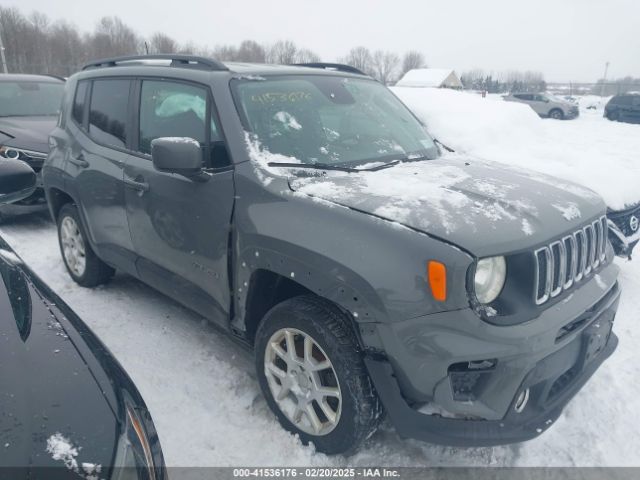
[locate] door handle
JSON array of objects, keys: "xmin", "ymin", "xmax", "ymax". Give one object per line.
[
  {"xmin": 124, "ymin": 176, "xmax": 150, "ymax": 193},
  {"xmin": 69, "ymin": 154, "xmax": 89, "ymax": 168}
]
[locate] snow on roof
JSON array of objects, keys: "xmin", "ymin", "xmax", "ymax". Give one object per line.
[{"xmin": 396, "ymin": 68, "xmax": 459, "ymax": 88}]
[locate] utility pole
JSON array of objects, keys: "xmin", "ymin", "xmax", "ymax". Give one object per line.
[
  {"xmin": 600, "ymin": 61, "xmax": 609, "ymax": 97},
  {"xmin": 0, "ymin": 23, "xmax": 8, "ymax": 74}
]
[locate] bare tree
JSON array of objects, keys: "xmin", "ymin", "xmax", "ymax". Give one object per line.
[
  {"xmin": 212, "ymin": 44, "xmax": 238, "ymax": 61},
  {"xmin": 371, "ymin": 50, "xmax": 399, "ymax": 85},
  {"xmin": 49, "ymin": 21, "xmax": 86, "ymax": 75},
  {"xmin": 295, "ymin": 48, "xmax": 321, "ymax": 64},
  {"xmin": 267, "ymin": 40, "xmax": 298, "ymax": 64},
  {"xmin": 88, "ymin": 17, "xmax": 141, "ymax": 59},
  {"xmin": 400, "ymin": 50, "xmax": 425, "ymax": 77},
  {"xmin": 148, "ymin": 32, "xmax": 178, "ymax": 54},
  {"xmin": 236, "ymin": 40, "xmax": 266, "ymax": 63},
  {"xmin": 339, "ymin": 46, "xmax": 373, "ymax": 74}
]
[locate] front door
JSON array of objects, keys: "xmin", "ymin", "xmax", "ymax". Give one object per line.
[{"xmin": 123, "ymin": 79, "xmax": 235, "ymax": 324}]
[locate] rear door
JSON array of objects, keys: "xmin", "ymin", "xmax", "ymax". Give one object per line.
[
  {"xmin": 530, "ymin": 94, "xmax": 549, "ymax": 115},
  {"xmin": 123, "ymin": 78, "xmax": 235, "ymax": 324},
  {"xmin": 65, "ymin": 78, "xmax": 136, "ymax": 274}
]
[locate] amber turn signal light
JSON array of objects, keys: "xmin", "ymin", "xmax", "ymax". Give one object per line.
[{"xmin": 428, "ymin": 261, "xmax": 447, "ymax": 301}]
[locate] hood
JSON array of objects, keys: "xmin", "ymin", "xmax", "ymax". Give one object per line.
[
  {"xmin": 0, "ymin": 250, "xmax": 117, "ymax": 471},
  {"xmin": 0, "ymin": 115, "xmax": 57, "ymax": 153},
  {"xmin": 289, "ymin": 155, "xmax": 606, "ymax": 257}
]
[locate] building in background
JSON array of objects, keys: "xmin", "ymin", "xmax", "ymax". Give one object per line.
[{"xmin": 395, "ymin": 68, "xmax": 463, "ymax": 89}]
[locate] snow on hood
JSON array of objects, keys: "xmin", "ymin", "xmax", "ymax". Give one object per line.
[
  {"xmin": 391, "ymin": 87, "xmax": 640, "ymax": 210},
  {"xmin": 288, "ymin": 154, "xmax": 605, "ymax": 257}
]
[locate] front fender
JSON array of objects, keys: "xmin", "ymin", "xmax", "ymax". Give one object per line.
[{"xmin": 233, "ymin": 163, "xmax": 475, "ymax": 340}]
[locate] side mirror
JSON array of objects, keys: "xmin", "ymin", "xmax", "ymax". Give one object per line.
[
  {"xmin": 151, "ymin": 137, "xmax": 205, "ymax": 180},
  {"xmin": 0, "ymin": 159, "xmax": 37, "ymax": 205}
]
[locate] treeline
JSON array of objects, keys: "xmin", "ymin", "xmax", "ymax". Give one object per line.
[
  {"xmin": 460, "ymin": 69, "xmax": 547, "ymax": 93},
  {"xmin": 592, "ymin": 77, "xmax": 640, "ymax": 96},
  {"xmin": 0, "ymin": 6, "xmax": 426, "ymax": 84}
]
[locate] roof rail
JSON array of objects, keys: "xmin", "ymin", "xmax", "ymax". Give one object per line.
[
  {"xmin": 292, "ymin": 62, "xmax": 366, "ymax": 76},
  {"xmin": 82, "ymin": 54, "xmax": 229, "ymax": 72}
]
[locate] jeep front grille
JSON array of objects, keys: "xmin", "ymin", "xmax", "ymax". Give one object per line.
[{"xmin": 534, "ymin": 216, "xmax": 608, "ymax": 305}]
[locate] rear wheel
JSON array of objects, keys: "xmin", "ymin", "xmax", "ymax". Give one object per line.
[
  {"xmin": 607, "ymin": 109, "xmax": 620, "ymax": 121},
  {"xmin": 57, "ymin": 203, "xmax": 115, "ymax": 287},
  {"xmin": 255, "ymin": 295, "xmax": 383, "ymax": 455},
  {"xmin": 549, "ymin": 108, "xmax": 564, "ymax": 120}
]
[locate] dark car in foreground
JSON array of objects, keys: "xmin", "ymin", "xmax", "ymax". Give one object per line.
[
  {"xmin": 44, "ymin": 55, "xmax": 620, "ymax": 454},
  {"xmin": 0, "ymin": 74, "xmax": 65, "ymax": 215},
  {"xmin": 0, "ymin": 160, "xmax": 166, "ymax": 478},
  {"xmin": 604, "ymin": 93, "xmax": 640, "ymax": 124}
]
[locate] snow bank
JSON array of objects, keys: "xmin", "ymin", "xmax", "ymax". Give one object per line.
[{"xmin": 392, "ymin": 87, "xmax": 640, "ymax": 210}]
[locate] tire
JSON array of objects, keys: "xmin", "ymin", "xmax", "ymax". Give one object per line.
[
  {"xmin": 607, "ymin": 110, "xmax": 620, "ymax": 121},
  {"xmin": 57, "ymin": 203, "xmax": 115, "ymax": 287},
  {"xmin": 549, "ymin": 108, "xmax": 564, "ymax": 120},
  {"xmin": 255, "ymin": 295, "xmax": 383, "ymax": 455}
]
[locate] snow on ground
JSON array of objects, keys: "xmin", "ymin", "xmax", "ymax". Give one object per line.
[
  {"xmin": 392, "ymin": 87, "xmax": 640, "ymax": 210},
  {"xmin": 1, "ymin": 208, "xmax": 640, "ymax": 467}
]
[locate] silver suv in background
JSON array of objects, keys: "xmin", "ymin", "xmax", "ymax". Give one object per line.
[{"xmin": 504, "ymin": 92, "xmax": 579, "ymax": 119}]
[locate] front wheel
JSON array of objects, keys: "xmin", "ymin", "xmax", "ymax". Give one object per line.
[
  {"xmin": 57, "ymin": 203, "xmax": 115, "ymax": 287},
  {"xmin": 255, "ymin": 295, "xmax": 383, "ymax": 455},
  {"xmin": 549, "ymin": 108, "xmax": 564, "ymax": 120}
]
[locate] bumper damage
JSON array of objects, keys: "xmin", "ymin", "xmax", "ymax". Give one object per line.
[{"xmin": 365, "ymin": 269, "xmax": 620, "ymax": 446}]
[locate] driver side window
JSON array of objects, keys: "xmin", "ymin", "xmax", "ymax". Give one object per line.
[{"xmin": 138, "ymin": 80, "xmax": 216, "ymax": 156}]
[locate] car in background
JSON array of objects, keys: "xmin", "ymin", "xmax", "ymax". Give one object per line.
[
  {"xmin": 0, "ymin": 159, "xmax": 166, "ymax": 477},
  {"xmin": 607, "ymin": 203, "xmax": 640, "ymax": 258},
  {"xmin": 604, "ymin": 93, "xmax": 640, "ymax": 124},
  {"xmin": 0, "ymin": 74, "xmax": 65, "ymax": 215},
  {"xmin": 503, "ymin": 92, "xmax": 579, "ymax": 119}
]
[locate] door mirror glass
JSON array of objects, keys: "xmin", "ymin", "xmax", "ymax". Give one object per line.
[
  {"xmin": 151, "ymin": 137, "xmax": 203, "ymax": 178},
  {"xmin": 0, "ymin": 159, "xmax": 37, "ymax": 204}
]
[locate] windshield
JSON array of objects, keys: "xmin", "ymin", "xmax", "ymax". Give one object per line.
[
  {"xmin": 0, "ymin": 81, "xmax": 65, "ymax": 117},
  {"xmin": 232, "ymin": 75, "xmax": 438, "ymax": 167}
]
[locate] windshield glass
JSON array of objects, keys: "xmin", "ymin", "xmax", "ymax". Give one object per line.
[
  {"xmin": 0, "ymin": 81, "xmax": 65, "ymax": 117},
  {"xmin": 232, "ymin": 75, "xmax": 438, "ymax": 167}
]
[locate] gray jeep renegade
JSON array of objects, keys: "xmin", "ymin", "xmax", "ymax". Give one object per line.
[{"xmin": 43, "ymin": 55, "xmax": 621, "ymax": 454}]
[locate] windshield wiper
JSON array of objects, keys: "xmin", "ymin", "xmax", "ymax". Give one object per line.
[
  {"xmin": 434, "ymin": 138, "xmax": 455, "ymax": 152},
  {"xmin": 267, "ymin": 160, "xmax": 399, "ymax": 172}
]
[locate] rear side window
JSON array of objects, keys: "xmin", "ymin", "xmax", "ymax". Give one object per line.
[
  {"xmin": 614, "ymin": 95, "xmax": 631, "ymax": 105},
  {"xmin": 89, "ymin": 79, "xmax": 131, "ymax": 149},
  {"xmin": 72, "ymin": 80, "xmax": 88, "ymax": 126}
]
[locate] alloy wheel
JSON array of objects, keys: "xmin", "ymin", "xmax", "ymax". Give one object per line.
[
  {"xmin": 264, "ymin": 328, "xmax": 342, "ymax": 436},
  {"xmin": 60, "ymin": 216, "xmax": 87, "ymax": 277}
]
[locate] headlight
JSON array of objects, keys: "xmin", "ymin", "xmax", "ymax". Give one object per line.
[
  {"xmin": 113, "ymin": 406, "xmax": 158, "ymax": 480},
  {"xmin": 474, "ymin": 256, "xmax": 506, "ymax": 304},
  {"xmin": 0, "ymin": 146, "xmax": 21, "ymax": 159}
]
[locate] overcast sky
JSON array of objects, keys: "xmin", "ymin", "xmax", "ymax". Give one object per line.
[{"xmin": 5, "ymin": 0, "xmax": 640, "ymax": 82}]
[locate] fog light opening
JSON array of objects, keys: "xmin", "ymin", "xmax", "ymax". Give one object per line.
[{"xmin": 514, "ymin": 388, "xmax": 530, "ymax": 413}]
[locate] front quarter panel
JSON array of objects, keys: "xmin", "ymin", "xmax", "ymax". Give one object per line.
[{"xmin": 233, "ymin": 162, "xmax": 474, "ymax": 333}]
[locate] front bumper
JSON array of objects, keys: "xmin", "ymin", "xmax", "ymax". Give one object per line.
[
  {"xmin": 364, "ymin": 261, "xmax": 620, "ymax": 446},
  {"xmin": 566, "ymin": 108, "xmax": 580, "ymax": 119}
]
